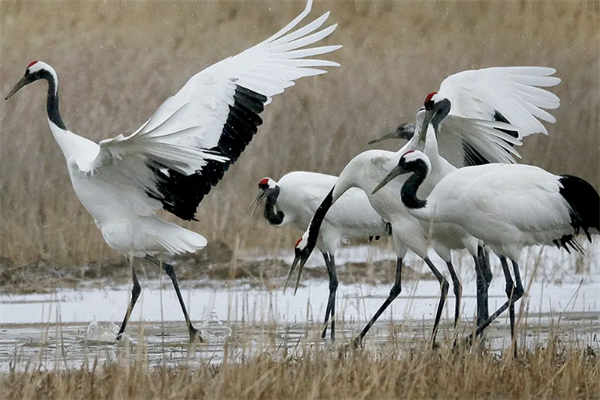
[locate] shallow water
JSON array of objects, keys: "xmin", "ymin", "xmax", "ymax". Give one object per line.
[
  {"xmin": 1, "ymin": 284, "xmax": 598, "ymax": 371},
  {"xmin": 2, "ymin": 310, "xmax": 597, "ymax": 372},
  {"xmin": 1, "ymin": 243, "xmax": 599, "ymax": 371}
]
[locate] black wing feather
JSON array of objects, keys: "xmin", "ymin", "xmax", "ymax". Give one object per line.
[{"xmin": 146, "ymin": 85, "xmax": 268, "ymax": 221}]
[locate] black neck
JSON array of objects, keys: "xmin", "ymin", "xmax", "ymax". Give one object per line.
[
  {"xmin": 400, "ymin": 161, "xmax": 428, "ymax": 209},
  {"xmin": 306, "ymin": 188, "xmax": 334, "ymax": 249},
  {"xmin": 41, "ymin": 70, "xmax": 66, "ymax": 130},
  {"xmin": 431, "ymin": 98, "xmax": 450, "ymax": 131},
  {"xmin": 263, "ymin": 187, "xmax": 284, "ymax": 225}
]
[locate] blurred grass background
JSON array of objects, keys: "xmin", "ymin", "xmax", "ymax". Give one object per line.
[{"xmin": 0, "ymin": 0, "xmax": 598, "ymax": 265}]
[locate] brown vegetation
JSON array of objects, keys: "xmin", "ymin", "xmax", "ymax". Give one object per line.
[
  {"xmin": 1, "ymin": 338, "xmax": 598, "ymax": 400},
  {"xmin": 1, "ymin": 1, "xmax": 598, "ymax": 268}
]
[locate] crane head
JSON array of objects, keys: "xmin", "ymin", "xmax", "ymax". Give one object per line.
[
  {"xmin": 258, "ymin": 177, "xmax": 277, "ymax": 191},
  {"xmin": 419, "ymin": 92, "xmax": 451, "ymax": 141},
  {"xmin": 284, "ymin": 235, "xmax": 312, "ymax": 295},
  {"xmin": 424, "ymin": 91, "xmax": 438, "ymax": 108},
  {"xmin": 372, "ymin": 150, "xmax": 431, "ymax": 194},
  {"xmin": 5, "ymin": 61, "xmax": 56, "ymax": 100},
  {"xmin": 368, "ymin": 122, "xmax": 415, "ymax": 145},
  {"xmin": 399, "ymin": 150, "xmax": 430, "ymax": 170},
  {"xmin": 250, "ymin": 177, "xmax": 277, "ymax": 215}
]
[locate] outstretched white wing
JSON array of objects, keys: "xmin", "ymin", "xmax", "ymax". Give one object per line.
[
  {"xmin": 439, "ymin": 66, "xmax": 560, "ymax": 137},
  {"xmin": 438, "ymin": 116, "xmax": 523, "ymax": 165},
  {"xmin": 130, "ymin": 0, "xmax": 340, "ymax": 150},
  {"xmin": 425, "ymin": 66, "xmax": 560, "ymax": 167},
  {"xmin": 85, "ymin": 0, "xmax": 340, "ymax": 220},
  {"xmin": 413, "ymin": 107, "xmax": 524, "ymax": 167}
]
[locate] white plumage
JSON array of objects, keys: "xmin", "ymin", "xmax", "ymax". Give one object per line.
[
  {"xmin": 437, "ymin": 67, "xmax": 559, "ymax": 135},
  {"xmin": 375, "ymin": 145, "xmax": 599, "ymax": 353},
  {"xmin": 292, "ymin": 66, "xmax": 560, "ymax": 346},
  {"xmin": 252, "ymin": 171, "xmax": 389, "ymax": 340},
  {"xmin": 254, "ymin": 172, "xmax": 388, "ymax": 250},
  {"xmin": 5, "ymin": 0, "xmax": 341, "ymax": 341},
  {"xmin": 402, "ymin": 150, "xmax": 596, "ymax": 261},
  {"xmin": 420, "ymin": 66, "xmax": 560, "ymax": 167}
]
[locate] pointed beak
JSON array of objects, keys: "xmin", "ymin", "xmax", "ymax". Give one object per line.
[
  {"xmin": 418, "ymin": 110, "xmax": 435, "ymax": 143},
  {"xmin": 293, "ymin": 257, "xmax": 306, "ymax": 295},
  {"xmin": 5, "ymin": 75, "xmax": 31, "ymax": 100},
  {"xmin": 284, "ymin": 249, "xmax": 309, "ymax": 295},
  {"xmin": 368, "ymin": 130, "xmax": 400, "ymax": 145},
  {"xmin": 372, "ymin": 164, "xmax": 407, "ymax": 194},
  {"xmin": 369, "ymin": 123, "xmax": 415, "ymax": 145},
  {"xmin": 283, "ymin": 257, "xmax": 299, "ymax": 294},
  {"xmin": 249, "ymin": 191, "xmax": 266, "ymax": 216}
]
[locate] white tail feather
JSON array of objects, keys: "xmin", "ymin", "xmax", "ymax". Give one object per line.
[{"xmin": 144, "ymin": 219, "xmax": 207, "ymax": 255}]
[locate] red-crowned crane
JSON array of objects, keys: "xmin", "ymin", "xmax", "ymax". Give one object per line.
[
  {"xmin": 373, "ymin": 140, "xmax": 599, "ymax": 356},
  {"xmin": 370, "ymin": 67, "xmax": 561, "ymax": 327},
  {"xmin": 289, "ymin": 66, "xmax": 560, "ymax": 347},
  {"xmin": 4, "ymin": 0, "xmax": 341, "ymax": 343},
  {"xmin": 252, "ymin": 172, "xmax": 390, "ymax": 340}
]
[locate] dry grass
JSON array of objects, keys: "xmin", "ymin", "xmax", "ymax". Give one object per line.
[
  {"xmin": 1, "ymin": 0, "xmax": 599, "ymax": 266},
  {"xmin": 0, "ymin": 338, "xmax": 598, "ymax": 400}
]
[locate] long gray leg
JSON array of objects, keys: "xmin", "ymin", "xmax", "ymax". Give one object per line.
[
  {"xmin": 497, "ymin": 256, "xmax": 525, "ymax": 357},
  {"xmin": 481, "ymin": 247, "xmax": 493, "ymax": 290},
  {"xmin": 116, "ymin": 262, "xmax": 141, "ymax": 340},
  {"xmin": 500, "ymin": 257, "xmax": 517, "ymax": 345},
  {"xmin": 146, "ymin": 255, "xmax": 202, "ymax": 343},
  {"xmin": 321, "ymin": 252, "xmax": 339, "ymax": 341},
  {"xmin": 474, "ymin": 244, "xmax": 492, "ymax": 327},
  {"xmin": 471, "ymin": 256, "xmax": 523, "ymax": 345},
  {"xmin": 509, "ymin": 258, "xmax": 524, "ymax": 358},
  {"xmin": 353, "ymin": 258, "xmax": 403, "ymax": 348},
  {"xmin": 445, "ymin": 261, "xmax": 462, "ymax": 329},
  {"xmin": 424, "ymin": 258, "xmax": 449, "ymax": 346}
]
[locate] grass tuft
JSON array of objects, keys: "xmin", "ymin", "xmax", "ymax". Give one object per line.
[{"xmin": 1, "ymin": 338, "xmax": 598, "ymax": 400}]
